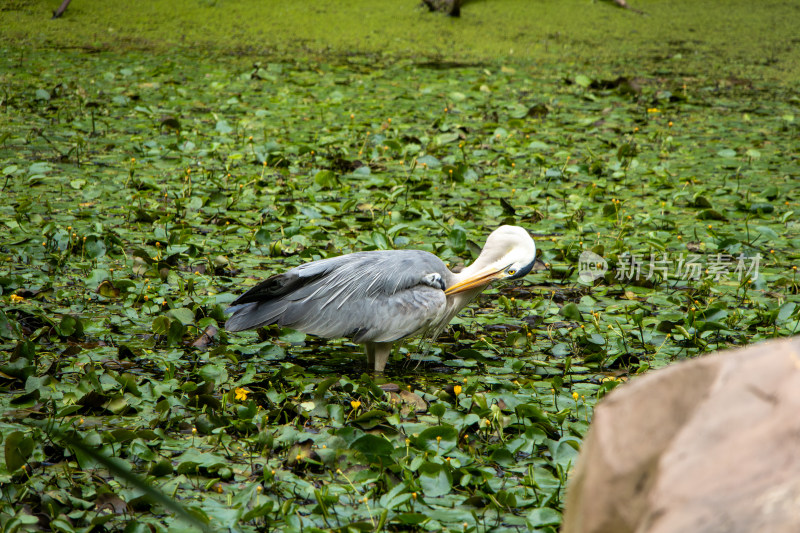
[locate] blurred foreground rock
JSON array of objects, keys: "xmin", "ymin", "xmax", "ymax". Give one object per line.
[{"xmin": 562, "ymin": 337, "xmax": 800, "ymax": 533}]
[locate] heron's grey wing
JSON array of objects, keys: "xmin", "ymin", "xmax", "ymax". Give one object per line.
[
  {"xmin": 225, "ymin": 250, "xmax": 450, "ymax": 343},
  {"xmin": 225, "ymin": 254, "xmax": 350, "ymax": 330}
]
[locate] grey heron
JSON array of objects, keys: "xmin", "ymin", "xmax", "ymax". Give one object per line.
[{"xmin": 225, "ymin": 225, "xmax": 536, "ymax": 371}]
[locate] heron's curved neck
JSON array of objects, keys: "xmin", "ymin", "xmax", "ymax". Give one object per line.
[
  {"xmin": 452, "ymin": 249, "xmax": 500, "ymax": 285},
  {"xmin": 445, "ymin": 251, "xmax": 499, "ymax": 314}
]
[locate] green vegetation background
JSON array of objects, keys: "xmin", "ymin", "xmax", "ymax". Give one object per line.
[
  {"xmin": 1, "ymin": 1, "xmax": 799, "ymax": 532},
  {"xmin": 4, "ymin": 0, "xmax": 800, "ymax": 82}
]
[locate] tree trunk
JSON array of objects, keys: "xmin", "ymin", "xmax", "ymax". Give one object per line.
[
  {"xmin": 52, "ymin": 0, "xmax": 72, "ymax": 19},
  {"xmin": 422, "ymin": 0, "xmax": 463, "ymax": 17}
]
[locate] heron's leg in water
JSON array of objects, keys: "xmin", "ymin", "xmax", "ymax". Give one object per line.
[{"xmin": 364, "ymin": 342, "xmax": 393, "ymax": 372}]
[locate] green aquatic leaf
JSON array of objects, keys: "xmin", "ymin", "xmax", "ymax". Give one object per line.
[
  {"xmin": 419, "ymin": 462, "xmax": 452, "ymax": 497},
  {"xmin": 416, "ymin": 425, "xmax": 458, "ymax": 454}
]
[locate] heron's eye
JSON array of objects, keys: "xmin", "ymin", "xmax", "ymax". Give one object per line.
[{"xmin": 507, "ymin": 269, "xmax": 516, "ymax": 276}]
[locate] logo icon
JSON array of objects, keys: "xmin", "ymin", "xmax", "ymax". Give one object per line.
[{"xmin": 578, "ymin": 251, "xmax": 608, "ymax": 282}]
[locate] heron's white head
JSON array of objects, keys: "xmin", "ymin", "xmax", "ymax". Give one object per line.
[{"xmin": 445, "ymin": 225, "xmax": 536, "ymax": 295}]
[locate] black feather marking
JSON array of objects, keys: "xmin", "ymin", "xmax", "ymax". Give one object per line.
[{"xmin": 229, "ymin": 271, "xmax": 326, "ymax": 306}]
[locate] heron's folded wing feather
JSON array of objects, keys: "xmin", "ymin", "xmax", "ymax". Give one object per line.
[
  {"xmin": 225, "ymin": 250, "xmax": 449, "ymax": 340},
  {"xmin": 296, "ymin": 283, "xmax": 447, "ymax": 342}
]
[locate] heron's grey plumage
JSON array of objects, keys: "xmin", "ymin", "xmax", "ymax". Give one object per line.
[
  {"xmin": 226, "ymin": 250, "xmax": 452, "ymax": 343},
  {"xmin": 225, "ymin": 225, "xmax": 536, "ymax": 371}
]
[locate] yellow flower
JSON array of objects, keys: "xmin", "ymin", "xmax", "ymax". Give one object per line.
[
  {"xmin": 350, "ymin": 400, "xmax": 361, "ymax": 410},
  {"xmin": 453, "ymin": 385, "xmax": 462, "ymax": 396},
  {"xmin": 234, "ymin": 387, "xmax": 251, "ymax": 401},
  {"xmin": 10, "ymin": 294, "xmax": 24, "ymax": 303},
  {"xmin": 647, "ymin": 108, "xmax": 660, "ymax": 113},
  {"xmin": 572, "ymin": 392, "xmax": 579, "ymax": 401}
]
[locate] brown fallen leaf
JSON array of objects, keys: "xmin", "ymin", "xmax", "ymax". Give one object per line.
[
  {"xmin": 95, "ymin": 493, "xmax": 128, "ymax": 514},
  {"xmin": 191, "ymin": 325, "xmax": 218, "ymax": 348},
  {"xmin": 399, "ymin": 390, "xmax": 428, "ymax": 413}
]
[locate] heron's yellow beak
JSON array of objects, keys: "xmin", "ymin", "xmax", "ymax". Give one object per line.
[{"xmin": 444, "ymin": 266, "xmax": 508, "ymax": 295}]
